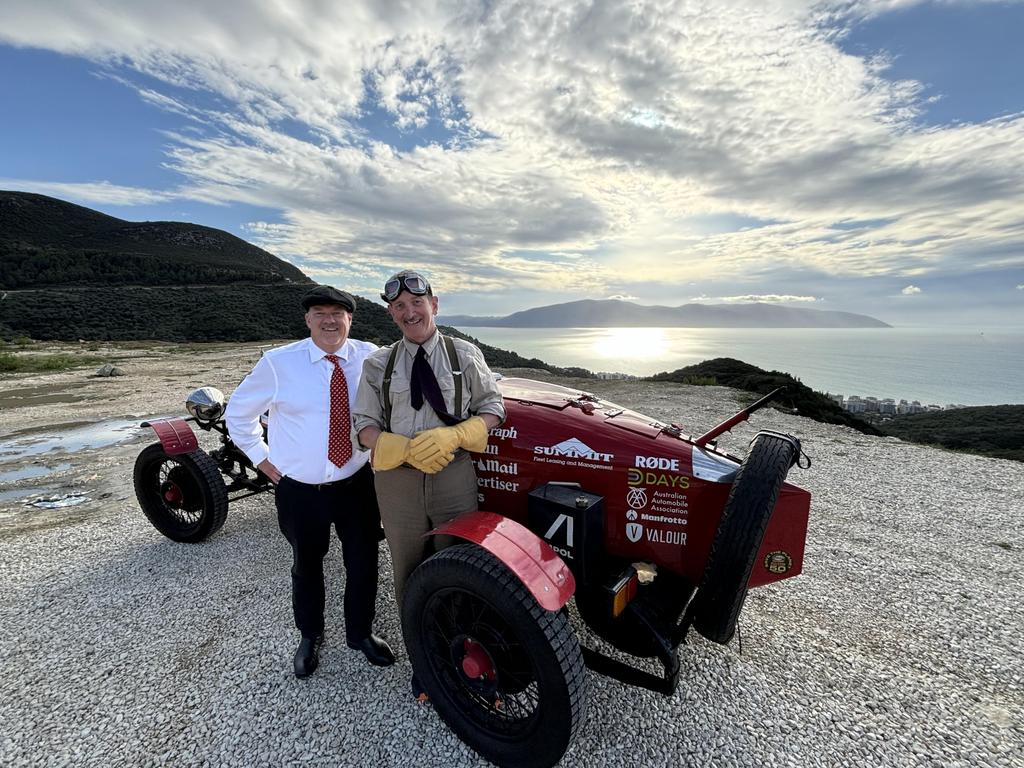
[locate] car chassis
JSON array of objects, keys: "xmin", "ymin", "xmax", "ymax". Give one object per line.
[{"xmin": 135, "ymin": 378, "xmax": 811, "ymax": 768}]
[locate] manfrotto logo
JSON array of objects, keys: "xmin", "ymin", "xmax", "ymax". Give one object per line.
[{"xmin": 533, "ymin": 438, "xmax": 614, "ymax": 463}]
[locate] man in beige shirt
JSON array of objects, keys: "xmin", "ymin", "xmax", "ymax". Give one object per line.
[{"xmin": 353, "ymin": 271, "xmax": 504, "ymax": 696}]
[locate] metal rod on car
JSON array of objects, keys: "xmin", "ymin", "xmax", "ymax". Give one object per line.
[{"xmin": 693, "ymin": 387, "xmax": 786, "ymax": 447}]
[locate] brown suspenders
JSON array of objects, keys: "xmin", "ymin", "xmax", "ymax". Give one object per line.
[{"xmin": 381, "ymin": 335, "xmax": 463, "ymax": 432}]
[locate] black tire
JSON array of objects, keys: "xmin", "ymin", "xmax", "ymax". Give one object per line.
[
  {"xmin": 402, "ymin": 544, "xmax": 587, "ymax": 768},
  {"xmin": 691, "ymin": 432, "xmax": 799, "ymax": 644},
  {"xmin": 133, "ymin": 443, "xmax": 229, "ymax": 542}
]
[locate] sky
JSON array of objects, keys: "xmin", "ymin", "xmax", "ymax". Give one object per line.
[{"xmin": 1, "ymin": 0, "xmax": 1022, "ymax": 326}]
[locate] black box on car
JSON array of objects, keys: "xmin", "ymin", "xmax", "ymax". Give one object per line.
[{"xmin": 528, "ymin": 484, "xmax": 605, "ymax": 584}]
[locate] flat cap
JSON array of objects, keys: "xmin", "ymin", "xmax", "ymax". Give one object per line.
[{"xmin": 300, "ymin": 285, "xmax": 356, "ymax": 312}]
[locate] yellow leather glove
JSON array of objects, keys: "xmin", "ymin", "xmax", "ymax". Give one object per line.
[
  {"xmin": 407, "ymin": 450, "xmax": 454, "ymax": 474},
  {"xmin": 371, "ymin": 432, "xmax": 411, "ymax": 471},
  {"xmin": 372, "ymin": 432, "xmax": 451, "ymax": 474},
  {"xmin": 408, "ymin": 416, "xmax": 490, "ymax": 465}
]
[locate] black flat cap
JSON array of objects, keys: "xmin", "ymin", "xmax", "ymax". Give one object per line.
[{"xmin": 301, "ymin": 285, "xmax": 356, "ymax": 312}]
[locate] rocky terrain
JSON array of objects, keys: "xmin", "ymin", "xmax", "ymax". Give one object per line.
[{"xmin": 1, "ymin": 342, "xmax": 1021, "ymax": 767}]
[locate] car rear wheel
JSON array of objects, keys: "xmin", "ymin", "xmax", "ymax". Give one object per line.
[
  {"xmin": 691, "ymin": 432, "xmax": 800, "ymax": 644},
  {"xmin": 402, "ymin": 543, "xmax": 587, "ymax": 768},
  {"xmin": 133, "ymin": 443, "xmax": 228, "ymax": 542}
]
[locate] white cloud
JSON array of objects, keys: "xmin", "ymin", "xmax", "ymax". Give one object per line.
[
  {"xmin": 1017, "ymin": 284, "xmax": 1024, "ymax": 290},
  {"xmin": 0, "ymin": 178, "xmax": 177, "ymax": 206},
  {"xmin": 689, "ymin": 294, "xmax": 819, "ymax": 304},
  {"xmin": 902, "ymin": 285, "xmax": 922, "ymax": 295},
  {"xmin": 1, "ymin": 0, "xmax": 1022, "ymax": 311}
]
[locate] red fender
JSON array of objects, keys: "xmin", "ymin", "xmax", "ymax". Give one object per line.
[
  {"xmin": 141, "ymin": 418, "xmax": 199, "ymax": 455},
  {"xmin": 429, "ymin": 510, "xmax": 576, "ymax": 611}
]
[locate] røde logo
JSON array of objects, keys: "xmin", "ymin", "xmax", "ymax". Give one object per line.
[{"xmin": 634, "ymin": 455, "xmax": 680, "ymax": 471}]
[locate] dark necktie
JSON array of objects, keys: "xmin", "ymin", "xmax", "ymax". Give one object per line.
[
  {"xmin": 324, "ymin": 354, "xmax": 353, "ymax": 467},
  {"xmin": 410, "ymin": 345, "xmax": 460, "ymax": 426}
]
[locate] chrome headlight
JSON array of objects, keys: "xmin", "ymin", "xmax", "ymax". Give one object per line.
[{"xmin": 186, "ymin": 386, "xmax": 226, "ymax": 422}]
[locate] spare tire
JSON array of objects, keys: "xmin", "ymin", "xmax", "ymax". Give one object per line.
[{"xmin": 691, "ymin": 432, "xmax": 800, "ymax": 644}]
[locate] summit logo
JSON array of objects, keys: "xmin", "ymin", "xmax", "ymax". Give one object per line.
[{"xmin": 534, "ymin": 437, "xmax": 614, "ymax": 463}]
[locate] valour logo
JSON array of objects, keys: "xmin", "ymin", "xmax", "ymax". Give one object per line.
[
  {"xmin": 626, "ymin": 522, "xmax": 643, "ymax": 543},
  {"xmin": 533, "ymin": 437, "xmax": 614, "ymax": 463}
]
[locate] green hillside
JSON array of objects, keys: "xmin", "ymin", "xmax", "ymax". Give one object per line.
[
  {"xmin": 1, "ymin": 191, "xmax": 307, "ymax": 287},
  {"xmin": 648, "ymin": 357, "xmax": 882, "ymax": 436},
  {"xmin": 879, "ymin": 406, "xmax": 1024, "ymax": 462}
]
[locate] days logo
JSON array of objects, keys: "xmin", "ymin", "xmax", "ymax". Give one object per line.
[
  {"xmin": 635, "ymin": 455, "xmax": 680, "ymax": 471},
  {"xmin": 626, "ymin": 487, "xmax": 648, "ymax": 509},
  {"xmin": 534, "ymin": 438, "xmax": 614, "ymax": 463},
  {"xmin": 626, "ymin": 522, "xmax": 643, "ymax": 543},
  {"xmin": 764, "ymin": 550, "xmax": 792, "ymax": 574},
  {"xmin": 627, "ymin": 469, "xmax": 690, "ymax": 489}
]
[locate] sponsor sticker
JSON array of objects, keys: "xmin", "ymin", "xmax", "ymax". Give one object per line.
[
  {"xmin": 764, "ymin": 550, "xmax": 793, "ymax": 574},
  {"xmin": 533, "ymin": 437, "xmax": 614, "ymax": 470},
  {"xmin": 626, "ymin": 487, "xmax": 648, "ymax": 510},
  {"xmin": 477, "ymin": 477, "xmax": 520, "ymax": 493},
  {"xmin": 626, "ymin": 522, "xmax": 643, "ymax": 542},
  {"xmin": 627, "ymin": 469, "xmax": 690, "ymax": 489},
  {"xmin": 475, "ymin": 458, "xmax": 518, "ymax": 475},
  {"xmin": 634, "ymin": 455, "xmax": 681, "ymax": 471},
  {"xmin": 645, "ymin": 529, "xmax": 687, "ymax": 545},
  {"xmin": 489, "ymin": 426, "xmax": 518, "ymax": 441}
]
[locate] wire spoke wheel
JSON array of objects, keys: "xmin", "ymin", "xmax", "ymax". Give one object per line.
[
  {"xmin": 133, "ymin": 443, "xmax": 228, "ymax": 542},
  {"xmin": 403, "ymin": 544, "xmax": 587, "ymax": 768}
]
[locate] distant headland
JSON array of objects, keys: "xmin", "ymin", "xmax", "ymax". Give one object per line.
[{"xmin": 441, "ymin": 299, "xmax": 889, "ymax": 329}]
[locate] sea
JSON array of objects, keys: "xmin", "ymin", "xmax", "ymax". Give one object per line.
[{"xmin": 458, "ymin": 326, "xmax": 1024, "ymax": 407}]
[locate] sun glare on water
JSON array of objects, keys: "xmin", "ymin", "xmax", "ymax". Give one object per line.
[{"xmin": 591, "ymin": 328, "xmax": 670, "ymax": 366}]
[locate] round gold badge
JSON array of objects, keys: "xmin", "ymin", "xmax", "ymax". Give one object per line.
[{"xmin": 764, "ymin": 550, "xmax": 792, "ymax": 574}]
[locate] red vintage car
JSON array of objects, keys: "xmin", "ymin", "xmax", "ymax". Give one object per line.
[{"xmin": 135, "ymin": 376, "xmax": 810, "ymax": 768}]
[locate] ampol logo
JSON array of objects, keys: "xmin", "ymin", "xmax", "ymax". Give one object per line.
[
  {"xmin": 533, "ymin": 437, "xmax": 614, "ymax": 463},
  {"xmin": 626, "ymin": 522, "xmax": 643, "ymax": 543}
]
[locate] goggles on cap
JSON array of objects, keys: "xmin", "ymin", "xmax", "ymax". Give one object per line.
[{"xmin": 381, "ymin": 272, "xmax": 431, "ymax": 302}]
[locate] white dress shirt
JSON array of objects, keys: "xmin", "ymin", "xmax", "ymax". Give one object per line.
[{"xmin": 226, "ymin": 336, "xmax": 378, "ymax": 484}]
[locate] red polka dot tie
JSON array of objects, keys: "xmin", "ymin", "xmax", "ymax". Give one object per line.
[{"xmin": 324, "ymin": 354, "xmax": 352, "ymax": 467}]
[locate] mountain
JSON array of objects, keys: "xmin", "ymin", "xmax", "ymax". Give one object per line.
[
  {"xmin": 441, "ymin": 298, "xmax": 890, "ymax": 328},
  {"xmin": 1, "ymin": 190, "xmax": 308, "ymax": 288},
  {"xmin": 0, "ymin": 192, "xmax": 580, "ymax": 375}
]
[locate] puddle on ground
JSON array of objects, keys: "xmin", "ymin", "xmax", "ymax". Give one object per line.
[
  {"xmin": 0, "ymin": 462, "xmax": 73, "ymax": 483},
  {"xmin": 27, "ymin": 493, "xmax": 90, "ymax": 509},
  {"xmin": 0, "ymin": 486, "xmax": 58, "ymax": 503},
  {"xmin": 0, "ymin": 419, "xmax": 142, "ymax": 462},
  {"xmin": 0, "ymin": 383, "xmax": 91, "ymax": 410}
]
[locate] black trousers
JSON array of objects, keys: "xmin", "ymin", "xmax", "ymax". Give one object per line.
[{"xmin": 275, "ymin": 464, "xmax": 380, "ymax": 642}]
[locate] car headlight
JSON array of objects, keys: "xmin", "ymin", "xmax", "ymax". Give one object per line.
[{"xmin": 186, "ymin": 386, "xmax": 226, "ymax": 422}]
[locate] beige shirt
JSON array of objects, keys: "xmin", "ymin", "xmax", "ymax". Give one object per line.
[{"xmin": 354, "ymin": 331, "xmax": 505, "ymax": 440}]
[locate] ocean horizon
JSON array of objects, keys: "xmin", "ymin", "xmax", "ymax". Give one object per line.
[{"xmin": 454, "ymin": 325, "xmax": 1024, "ymax": 408}]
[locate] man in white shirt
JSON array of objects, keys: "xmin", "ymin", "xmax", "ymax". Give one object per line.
[{"xmin": 226, "ymin": 285, "xmax": 395, "ymax": 678}]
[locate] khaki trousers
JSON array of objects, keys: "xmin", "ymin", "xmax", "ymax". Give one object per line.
[{"xmin": 374, "ymin": 451, "xmax": 478, "ymax": 607}]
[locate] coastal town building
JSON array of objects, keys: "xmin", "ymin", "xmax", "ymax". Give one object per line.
[{"xmin": 835, "ymin": 395, "xmax": 964, "ymax": 416}]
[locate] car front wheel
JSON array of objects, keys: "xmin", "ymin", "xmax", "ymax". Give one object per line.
[{"xmin": 402, "ymin": 543, "xmax": 587, "ymax": 768}]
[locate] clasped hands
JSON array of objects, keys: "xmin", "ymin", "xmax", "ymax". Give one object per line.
[{"xmin": 371, "ymin": 416, "xmax": 489, "ymax": 474}]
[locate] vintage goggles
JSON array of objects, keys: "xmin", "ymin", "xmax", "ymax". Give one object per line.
[{"xmin": 381, "ymin": 272, "xmax": 431, "ymax": 302}]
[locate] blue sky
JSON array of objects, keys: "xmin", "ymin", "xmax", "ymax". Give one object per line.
[{"xmin": 2, "ymin": 0, "xmax": 1022, "ymax": 326}]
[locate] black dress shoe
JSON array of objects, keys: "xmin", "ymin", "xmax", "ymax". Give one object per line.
[
  {"xmin": 346, "ymin": 633, "xmax": 396, "ymax": 667},
  {"xmin": 294, "ymin": 635, "xmax": 323, "ymax": 678}
]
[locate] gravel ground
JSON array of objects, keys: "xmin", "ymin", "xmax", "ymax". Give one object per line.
[{"xmin": 1, "ymin": 345, "xmax": 1022, "ymax": 767}]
